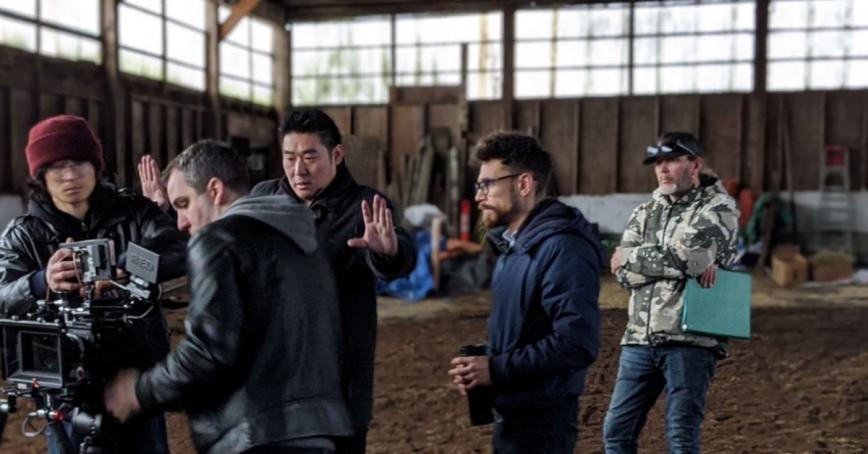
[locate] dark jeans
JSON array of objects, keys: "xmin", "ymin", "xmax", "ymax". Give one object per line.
[
  {"xmin": 47, "ymin": 412, "xmax": 169, "ymax": 454},
  {"xmin": 335, "ymin": 426, "xmax": 368, "ymax": 454},
  {"xmin": 493, "ymin": 399, "xmax": 578, "ymax": 454},
  {"xmin": 603, "ymin": 345, "xmax": 717, "ymax": 454}
]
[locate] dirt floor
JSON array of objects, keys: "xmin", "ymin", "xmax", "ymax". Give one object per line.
[{"xmin": 2, "ymin": 276, "xmax": 867, "ymax": 453}]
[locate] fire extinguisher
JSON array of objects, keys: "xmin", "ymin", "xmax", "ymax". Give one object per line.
[{"xmin": 460, "ymin": 199, "xmax": 471, "ymax": 241}]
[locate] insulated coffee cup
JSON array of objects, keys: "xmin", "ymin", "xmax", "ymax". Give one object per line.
[{"xmin": 458, "ymin": 344, "xmax": 494, "ymax": 426}]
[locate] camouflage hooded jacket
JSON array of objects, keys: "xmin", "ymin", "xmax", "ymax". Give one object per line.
[{"xmin": 615, "ymin": 175, "xmax": 739, "ymax": 349}]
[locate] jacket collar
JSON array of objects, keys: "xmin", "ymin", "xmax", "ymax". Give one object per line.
[
  {"xmin": 29, "ymin": 183, "xmax": 120, "ymax": 240},
  {"xmin": 652, "ymin": 174, "xmax": 719, "ymax": 207},
  {"xmin": 279, "ymin": 163, "xmax": 358, "ymax": 211},
  {"xmin": 486, "ymin": 198, "xmax": 567, "ymax": 254}
]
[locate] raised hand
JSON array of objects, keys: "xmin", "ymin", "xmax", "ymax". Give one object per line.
[
  {"xmin": 347, "ymin": 195, "xmax": 398, "ymax": 257},
  {"xmin": 138, "ymin": 155, "xmax": 168, "ymax": 210}
]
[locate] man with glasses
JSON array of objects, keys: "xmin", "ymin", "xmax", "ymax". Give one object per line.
[
  {"xmin": 603, "ymin": 131, "xmax": 739, "ymax": 454},
  {"xmin": 448, "ymin": 132, "xmax": 603, "ymax": 453}
]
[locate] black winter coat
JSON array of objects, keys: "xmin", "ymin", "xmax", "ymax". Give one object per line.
[
  {"xmin": 251, "ymin": 164, "xmax": 416, "ymax": 428},
  {"xmin": 0, "ymin": 184, "xmax": 187, "ymax": 368},
  {"xmin": 135, "ymin": 198, "xmax": 353, "ymax": 453}
]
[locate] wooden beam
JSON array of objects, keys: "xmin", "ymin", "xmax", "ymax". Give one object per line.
[
  {"xmin": 275, "ymin": 20, "xmax": 291, "ymax": 115},
  {"xmin": 207, "ymin": 1, "xmax": 223, "ymax": 139},
  {"xmin": 502, "ymin": 5, "xmax": 515, "ymax": 130},
  {"xmin": 280, "ymin": 0, "xmax": 620, "ymax": 20},
  {"xmin": 101, "ymin": 0, "xmax": 126, "ymax": 185},
  {"xmin": 754, "ymin": 0, "xmax": 769, "ymax": 95},
  {"xmin": 219, "ymin": 0, "xmax": 261, "ymax": 41}
]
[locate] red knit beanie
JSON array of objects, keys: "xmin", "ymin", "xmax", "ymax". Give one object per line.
[{"xmin": 25, "ymin": 115, "xmax": 104, "ymax": 177}]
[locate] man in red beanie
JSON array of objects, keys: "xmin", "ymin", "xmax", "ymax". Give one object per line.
[{"xmin": 0, "ymin": 114, "xmax": 187, "ymax": 453}]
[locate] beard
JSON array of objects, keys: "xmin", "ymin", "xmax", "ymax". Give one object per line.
[
  {"xmin": 479, "ymin": 193, "xmax": 521, "ymax": 230},
  {"xmin": 480, "ymin": 208, "xmax": 504, "ymax": 229},
  {"xmin": 658, "ymin": 171, "xmax": 694, "ymax": 197}
]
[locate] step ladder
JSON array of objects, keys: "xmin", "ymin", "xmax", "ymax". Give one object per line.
[{"xmin": 814, "ymin": 145, "xmax": 853, "ymax": 253}]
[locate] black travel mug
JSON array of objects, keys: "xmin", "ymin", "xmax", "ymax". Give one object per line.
[{"xmin": 458, "ymin": 344, "xmax": 495, "ymax": 426}]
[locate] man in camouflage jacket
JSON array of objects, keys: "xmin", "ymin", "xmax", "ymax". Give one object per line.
[{"xmin": 603, "ymin": 132, "xmax": 739, "ymax": 454}]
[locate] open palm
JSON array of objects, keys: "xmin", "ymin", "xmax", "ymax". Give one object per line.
[{"xmin": 347, "ymin": 195, "xmax": 398, "ymax": 256}]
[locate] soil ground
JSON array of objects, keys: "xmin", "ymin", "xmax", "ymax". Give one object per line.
[{"xmin": 3, "ymin": 276, "xmax": 867, "ymax": 453}]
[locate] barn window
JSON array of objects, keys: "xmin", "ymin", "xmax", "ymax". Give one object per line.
[{"xmin": 0, "ymin": 0, "xmax": 101, "ymax": 63}]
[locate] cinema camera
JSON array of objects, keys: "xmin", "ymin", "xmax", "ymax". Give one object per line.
[{"xmin": 0, "ymin": 239, "xmax": 161, "ymax": 454}]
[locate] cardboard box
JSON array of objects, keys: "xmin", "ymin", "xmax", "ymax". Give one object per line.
[
  {"xmin": 810, "ymin": 251, "xmax": 855, "ymax": 282},
  {"xmin": 771, "ymin": 246, "xmax": 808, "ymax": 288}
]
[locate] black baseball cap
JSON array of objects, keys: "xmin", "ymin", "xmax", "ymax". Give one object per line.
[{"xmin": 644, "ymin": 132, "xmax": 704, "ymax": 165}]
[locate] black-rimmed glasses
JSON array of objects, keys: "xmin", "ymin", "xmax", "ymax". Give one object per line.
[{"xmin": 474, "ymin": 173, "xmax": 521, "ymax": 194}]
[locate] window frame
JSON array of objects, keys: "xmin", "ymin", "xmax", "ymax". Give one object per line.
[
  {"xmin": 218, "ymin": 11, "xmax": 277, "ymax": 106},
  {"xmin": 0, "ymin": 0, "xmax": 102, "ymax": 63},
  {"xmin": 117, "ymin": 0, "xmax": 206, "ymax": 91},
  {"xmin": 767, "ymin": 0, "xmax": 868, "ymax": 91}
]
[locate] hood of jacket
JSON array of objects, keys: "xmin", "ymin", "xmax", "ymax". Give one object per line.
[{"xmin": 222, "ymin": 195, "xmax": 318, "ymax": 255}]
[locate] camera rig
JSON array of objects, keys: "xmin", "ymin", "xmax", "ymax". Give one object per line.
[{"xmin": 0, "ymin": 239, "xmax": 161, "ymax": 454}]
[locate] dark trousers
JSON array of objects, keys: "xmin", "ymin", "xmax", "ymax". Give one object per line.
[
  {"xmin": 493, "ymin": 399, "xmax": 579, "ymax": 454},
  {"xmin": 603, "ymin": 345, "xmax": 717, "ymax": 454},
  {"xmin": 47, "ymin": 412, "xmax": 169, "ymax": 454},
  {"xmin": 335, "ymin": 427, "xmax": 368, "ymax": 454}
]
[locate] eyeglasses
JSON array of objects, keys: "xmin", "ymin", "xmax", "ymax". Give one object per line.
[
  {"xmin": 45, "ymin": 160, "xmax": 91, "ymax": 175},
  {"xmin": 474, "ymin": 173, "xmax": 521, "ymax": 194},
  {"xmin": 645, "ymin": 140, "xmax": 698, "ymax": 160}
]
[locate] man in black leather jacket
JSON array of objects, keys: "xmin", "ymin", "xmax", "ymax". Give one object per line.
[
  {"xmin": 105, "ymin": 140, "xmax": 353, "ymax": 454},
  {"xmin": 0, "ymin": 115, "xmax": 187, "ymax": 453},
  {"xmin": 251, "ymin": 109, "xmax": 416, "ymax": 454}
]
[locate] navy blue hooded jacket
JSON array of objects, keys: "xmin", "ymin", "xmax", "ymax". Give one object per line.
[{"xmin": 486, "ymin": 198, "xmax": 603, "ymax": 414}]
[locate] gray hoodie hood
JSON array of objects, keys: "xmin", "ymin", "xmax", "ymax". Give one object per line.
[{"xmin": 221, "ymin": 195, "xmax": 318, "ymax": 255}]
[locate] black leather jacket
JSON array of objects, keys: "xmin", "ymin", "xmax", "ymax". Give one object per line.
[
  {"xmin": 0, "ymin": 184, "xmax": 187, "ymax": 367},
  {"xmin": 136, "ymin": 197, "xmax": 353, "ymax": 453},
  {"xmin": 251, "ymin": 164, "xmax": 416, "ymax": 428}
]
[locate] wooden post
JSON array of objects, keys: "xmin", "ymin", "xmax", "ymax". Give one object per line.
[
  {"xmin": 275, "ymin": 18, "xmax": 291, "ymax": 116},
  {"xmin": 101, "ymin": 0, "xmax": 126, "ymax": 185},
  {"xmin": 502, "ymin": 5, "xmax": 515, "ymax": 130},
  {"xmin": 206, "ymin": 0, "xmax": 222, "ymax": 139},
  {"xmin": 754, "ymin": 0, "xmax": 769, "ymax": 95}
]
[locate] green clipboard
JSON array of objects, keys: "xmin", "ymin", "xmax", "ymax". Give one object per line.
[{"xmin": 681, "ymin": 270, "xmax": 751, "ymax": 339}]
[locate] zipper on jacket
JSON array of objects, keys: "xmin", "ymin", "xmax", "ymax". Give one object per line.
[{"xmin": 646, "ymin": 202, "xmax": 676, "ymax": 345}]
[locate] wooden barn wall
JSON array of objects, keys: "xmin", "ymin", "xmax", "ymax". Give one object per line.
[
  {"xmin": 198, "ymin": 91, "xmax": 868, "ymax": 199},
  {"xmin": 0, "ymin": 50, "xmax": 278, "ymax": 196},
  {"xmin": 3, "ymin": 50, "xmax": 868, "ymax": 199},
  {"xmin": 374, "ymin": 91, "xmax": 868, "ymax": 197}
]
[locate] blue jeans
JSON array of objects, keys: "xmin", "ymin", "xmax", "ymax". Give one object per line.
[
  {"xmin": 603, "ymin": 345, "xmax": 717, "ymax": 454},
  {"xmin": 493, "ymin": 399, "xmax": 578, "ymax": 454},
  {"xmin": 48, "ymin": 412, "xmax": 170, "ymax": 454}
]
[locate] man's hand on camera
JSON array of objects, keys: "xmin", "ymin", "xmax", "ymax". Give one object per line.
[
  {"xmin": 105, "ymin": 369, "xmax": 142, "ymax": 423},
  {"xmin": 46, "ymin": 240, "xmax": 83, "ymax": 293},
  {"xmin": 448, "ymin": 355, "xmax": 491, "ymax": 396}
]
